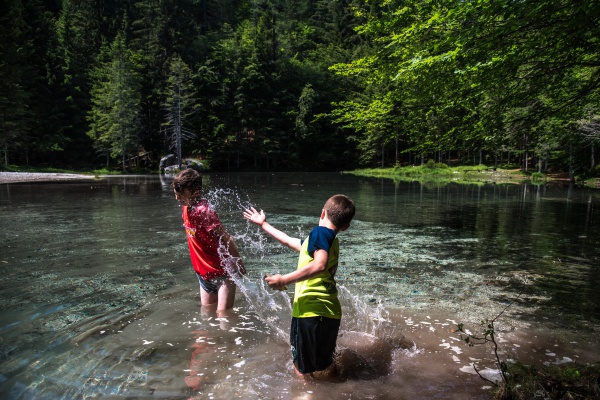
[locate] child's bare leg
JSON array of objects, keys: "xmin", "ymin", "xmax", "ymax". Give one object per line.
[
  {"xmin": 200, "ymin": 303, "xmax": 217, "ymax": 321},
  {"xmin": 217, "ymin": 278, "xmax": 236, "ymax": 310},
  {"xmin": 293, "ymin": 364, "xmax": 308, "ymax": 379},
  {"xmin": 200, "ymin": 287, "xmax": 218, "ymax": 307}
]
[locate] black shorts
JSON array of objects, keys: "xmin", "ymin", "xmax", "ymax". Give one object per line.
[{"xmin": 290, "ymin": 316, "xmax": 341, "ymax": 374}]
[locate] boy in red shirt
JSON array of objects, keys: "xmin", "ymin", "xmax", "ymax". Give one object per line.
[{"xmin": 172, "ymin": 169, "xmax": 245, "ymax": 310}]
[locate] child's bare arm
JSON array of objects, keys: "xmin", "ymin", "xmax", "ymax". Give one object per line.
[
  {"xmin": 243, "ymin": 207, "xmax": 301, "ymax": 252},
  {"xmin": 264, "ymin": 249, "xmax": 328, "ymax": 289},
  {"xmin": 214, "ymin": 225, "xmax": 246, "ymax": 275}
]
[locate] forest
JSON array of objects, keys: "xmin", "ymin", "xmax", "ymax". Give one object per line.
[{"xmin": 1, "ymin": 0, "xmax": 599, "ymax": 174}]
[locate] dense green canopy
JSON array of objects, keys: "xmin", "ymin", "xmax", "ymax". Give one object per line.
[{"xmin": 1, "ymin": 0, "xmax": 598, "ymax": 174}]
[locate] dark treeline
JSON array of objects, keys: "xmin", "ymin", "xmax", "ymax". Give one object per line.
[{"xmin": 1, "ymin": 0, "xmax": 599, "ymax": 174}]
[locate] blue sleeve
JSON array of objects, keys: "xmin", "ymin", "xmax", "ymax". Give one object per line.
[{"xmin": 306, "ymin": 226, "xmax": 336, "ymax": 256}]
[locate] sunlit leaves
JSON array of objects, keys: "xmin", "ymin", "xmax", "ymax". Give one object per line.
[{"xmin": 329, "ymin": 0, "xmax": 600, "ymax": 170}]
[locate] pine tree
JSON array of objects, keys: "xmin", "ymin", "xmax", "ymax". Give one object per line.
[
  {"xmin": 0, "ymin": 0, "xmax": 33, "ymax": 166},
  {"xmin": 163, "ymin": 54, "xmax": 197, "ymax": 167},
  {"xmin": 87, "ymin": 32, "xmax": 143, "ymax": 170}
]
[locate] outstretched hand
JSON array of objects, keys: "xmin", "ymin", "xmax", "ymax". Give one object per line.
[
  {"xmin": 264, "ymin": 273, "xmax": 287, "ymax": 291},
  {"xmin": 243, "ymin": 207, "xmax": 266, "ymax": 226}
]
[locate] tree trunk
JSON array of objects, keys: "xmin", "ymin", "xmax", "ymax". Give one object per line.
[
  {"xmin": 176, "ymin": 94, "xmax": 182, "ymax": 168},
  {"xmin": 569, "ymin": 143, "xmax": 575, "ymax": 182},
  {"xmin": 176, "ymin": 123, "xmax": 182, "ymax": 167},
  {"xmin": 122, "ymin": 129, "xmax": 126, "ymax": 171},
  {"xmin": 523, "ymin": 133, "xmax": 529, "ymax": 172},
  {"xmin": 395, "ymin": 136, "xmax": 398, "ymax": 165}
]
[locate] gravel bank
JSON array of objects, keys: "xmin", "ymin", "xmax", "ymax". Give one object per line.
[{"xmin": 0, "ymin": 172, "xmax": 96, "ymax": 184}]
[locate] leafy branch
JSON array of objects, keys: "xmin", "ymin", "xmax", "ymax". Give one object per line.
[{"xmin": 456, "ymin": 295, "xmax": 521, "ymax": 386}]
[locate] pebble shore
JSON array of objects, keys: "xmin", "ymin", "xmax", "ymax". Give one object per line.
[{"xmin": 0, "ymin": 172, "xmax": 95, "ymax": 184}]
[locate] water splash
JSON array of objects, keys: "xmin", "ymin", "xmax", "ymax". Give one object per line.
[
  {"xmin": 338, "ymin": 284, "xmax": 399, "ymax": 339},
  {"xmin": 205, "ymin": 186, "xmax": 408, "ymax": 379},
  {"xmin": 230, "ymin": 276, "xmax": 292, "ymax": 341},
  {"xmin": 203, "ymin": 186, "xmax": 297, "ymax": 340}
]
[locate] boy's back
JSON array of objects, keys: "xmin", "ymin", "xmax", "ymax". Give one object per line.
[
  {"xmin": 292, "ymin": 226, "xmax": 341, "ymax": 318},
  {"xmin": 243, "ymin": 194, "xmax": 355, "ymax": 380}
]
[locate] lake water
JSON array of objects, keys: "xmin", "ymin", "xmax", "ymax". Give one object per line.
[{"xmin": 1, "ymin": 172, "xmax": 599, "ymax": 399}]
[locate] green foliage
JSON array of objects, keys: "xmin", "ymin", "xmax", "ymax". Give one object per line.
[
  {"xmin": 349, "ymin": 164, "xmax": 529, "ymax": 186},
  {"xmin": 87, "ymin": 31, "xmax": 143, "ymax": 170},
  {"xmin": 162, "ymin": 54, "xmax": 197, "ymax": 166},
  {"xmin": 2, "ymin": 0, "xmax": 600, "ymax": 175},
  {"xmin": 423, "ymin": 159, "xmax": 448, "ymax": 169},
  {"xmin": 330, "ymin": 0, "xmax": 600, "ymax": 174},
  {"xmin": 531, "ymin": 172, "xmax": 546, "ymax": 182},
  {"xmin": 495, "ymin": 361, "xmax": 600, "ymax": 400},
  {"xmin": 295, "ymin": 83, "xmax": 317, "ymax": 139},
  {"xmin": 0, "ymin": 0, "xmax": 35, "ymax": 165}
]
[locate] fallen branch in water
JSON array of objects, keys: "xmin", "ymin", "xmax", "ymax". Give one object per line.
[{"xmin": 456, "ymin": 296, "xmax": 520, "ymax": 386}]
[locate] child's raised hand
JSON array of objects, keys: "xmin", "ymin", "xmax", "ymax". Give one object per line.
[{"xmin": 243, "ymin": 207, "xmax": 266, "ymax": 226}]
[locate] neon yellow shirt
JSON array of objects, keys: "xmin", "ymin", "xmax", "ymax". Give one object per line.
[{"xmin": 292, "ymin": 227, "xmax": 341, "ymax": 319}]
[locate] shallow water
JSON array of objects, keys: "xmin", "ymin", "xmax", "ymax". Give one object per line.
[{"xmin": 1, "ymin": 173, "xmax": 599, "ymax": 399}]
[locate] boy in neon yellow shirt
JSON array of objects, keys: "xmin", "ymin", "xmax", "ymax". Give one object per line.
[{"xmin": 243, "ymin": 194, "xmax": 355, "ymax": 380}]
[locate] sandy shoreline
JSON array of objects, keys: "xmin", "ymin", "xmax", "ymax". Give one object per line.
[{"xmin": 0, "ymin": 172, "xmax": 96, "ymax": 184}]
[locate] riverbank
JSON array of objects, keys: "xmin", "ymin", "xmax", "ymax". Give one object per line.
[
  {"xmin": 0, "ymin": 172, "xmax": 97, "ymax": 184},
  {"xmin": 3, "ymin": 168, "xmax": 598, "ymax": 189},
  {"xmin": 346, "ymin": 164, "xmax": 553, "ymax": 185}
]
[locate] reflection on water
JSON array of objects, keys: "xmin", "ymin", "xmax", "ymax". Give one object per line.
[{"xmin": 0, "ymin": 173, "xmax": 599, "ymax": 399}]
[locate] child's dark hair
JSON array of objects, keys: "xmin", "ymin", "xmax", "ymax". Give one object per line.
[
  {"xmin": 324, "ymin": 194, "xmax": 355, "ymax": 229},
  {"xmin": 171, "ymin": 168, "xmax": 202, "ymax": 193}
]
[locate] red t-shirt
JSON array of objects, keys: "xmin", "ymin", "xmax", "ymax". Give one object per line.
[{"xmin": 182, "ymin": 199, "xmax": 227, "ymax": 279}]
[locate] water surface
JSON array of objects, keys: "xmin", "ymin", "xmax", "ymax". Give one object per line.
[{"xmin": 1, "ymin": 173, "xmax": 598, "ymax": 399}]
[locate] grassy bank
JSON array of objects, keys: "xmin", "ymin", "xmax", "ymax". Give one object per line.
[{"xmin": 346, "ymin": 162, "xmax": 544, "ymax": 185}]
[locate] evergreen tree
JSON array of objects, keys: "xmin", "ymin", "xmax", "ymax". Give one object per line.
[
  {"xmin": 131, "ymin": 0, "xmax": 169, "ymax": 159},
  {"xmin": 163, "ymin": 54, "xmax": 197, "ymax": 167},
  {"xmin": 87, "ymin": 32, "xmax": 143, "ymax": 170},
  {"xmin": 0, "ymin": 0, "xmax": 28, "ymax": 166}
]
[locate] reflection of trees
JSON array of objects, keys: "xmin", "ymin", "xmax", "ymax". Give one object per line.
[{"xmin": 380, "ymin": 180, "xmax": 599, "ymax": 325}]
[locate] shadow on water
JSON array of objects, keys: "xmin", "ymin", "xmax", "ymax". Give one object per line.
[{"xmin": 1, "ymin": 173, "xmax": 599, "ymax": 399}]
